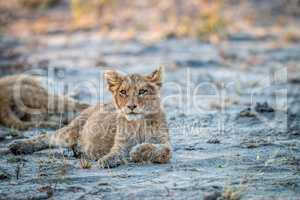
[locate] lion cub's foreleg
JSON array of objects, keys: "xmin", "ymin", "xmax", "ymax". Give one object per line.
[
  {"xmin": 129, "ymin": 129, "xmax": 172, "ymax": 164},
  {"xmin": 98, "ymin": 138, "xmax": 129, "ymax": 168},
  {"xmin": 129, "ymin": 143, "xmax": 172, "ymax": 164},
  {"xmin": 98, "ymin": 132, "xmax": 172, "ymax": 168},
  {"xmin": 99, "ymin": 142, "xmax": 172, "ymax": 168}
]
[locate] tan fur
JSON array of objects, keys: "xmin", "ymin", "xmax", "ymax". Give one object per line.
[
  {"xmin": 0, "ymin": 74, "xmax": 89, "ymax": 130},
  {"xmin": 9, "ymin": 67, "xmax": 172, "ymax": 168}
]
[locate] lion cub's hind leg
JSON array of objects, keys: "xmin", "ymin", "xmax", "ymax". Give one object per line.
[
  {"xmin": 8, "ymin": 105, "xmax": 93, "ymax": 155},
  {"xmin": 8, "ymin": 134, "xmax": 49, "ymax": 155},
  {"xmin": 8, "ymin": 125, "xmax": 80, "ymax": 155}
]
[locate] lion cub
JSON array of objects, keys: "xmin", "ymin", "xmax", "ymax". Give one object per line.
[
  {"xmin": 0, "ymin": 74, "xmax": 89, "ymax": 130},
  {"xmin": 9, "ymin": 67, "xmax": 172, "ymax": 168}
]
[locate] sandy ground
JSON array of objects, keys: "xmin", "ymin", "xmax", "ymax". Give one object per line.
[{"xmin": 0, "ymin": 30, "xmax": 300, "ymax": 200}]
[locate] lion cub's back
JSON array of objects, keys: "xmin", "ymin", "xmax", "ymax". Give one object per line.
[
  {"xmin": 0, "ymin": 75, "xmax": 46, "ymax": 107},
  {"xmin": 79, "ymin": 102, "xmax": 118, "ymax": 159}
]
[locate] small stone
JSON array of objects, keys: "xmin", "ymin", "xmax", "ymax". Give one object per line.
[
  {"xmin": 0, "ymin": 128, "xmax": 9, "ymax": 140},
  {"xmin": 255, "ymin": 102, "xmax": 274, "ymax": 113},
  {"xmin": 203, "ymin": 191, "xmax": 222, "ymax": 200},
  {"xmin": 0, "ymin": 169, "xmax": 11, "ymax": 180},
  {"xmin": 178, "ymin": 113, "xmax": 187, "ymax": 118},
  {"xmin": 169, "ymin": 116, "xmax": 176, "ymax": 120},
  {"xmin": 238, "ymin": 108, "xmax": 256, "ymax": 117},
  {"xmin": 207, "ymin": 138, "xmax": 221, "ymax": 144}
]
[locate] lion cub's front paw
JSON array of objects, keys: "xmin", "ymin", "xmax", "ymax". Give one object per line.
[
  {"xmin": 8, "ymin": 140, "xmax": 35, "ymax": 155},
  {"xmin": 130, "ymin": 143, "xmax": 156, "ymax": 163},
  {"xmin": 98, "ymin": 155, "xmax": 122, "ymax": 168},
  {"xmin": 154, "ymin": 146, "xmax": 171, "ymax": 164},
  {"xmin": 130, "ymin": 143, "xmax": 172, "ymax": 164}
]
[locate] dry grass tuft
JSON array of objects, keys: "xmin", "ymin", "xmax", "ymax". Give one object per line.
[
  {"xmin": 222, "ymin": 187, "xmax": 242, "ymax": 200},
  {"xmin": 79, "ymin": 159, "xmax": 92, "ymax": 169}
]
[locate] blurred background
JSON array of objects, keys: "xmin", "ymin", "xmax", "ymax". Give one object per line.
[
  {"xmin": 1, "ymin": 0, "xmax": 300, "ymax": 40},
  {"xmin": 0, "ymin": 0, "xmax": 300, "ymax": 98},
  {"xmin": 1, "ymin": 0, "xmax": 300, "ymax": 103},
  {"xmin": 1, "ymin": 0, "xmax": 300, "ymax": 74}
]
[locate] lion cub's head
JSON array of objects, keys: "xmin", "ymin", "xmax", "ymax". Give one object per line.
[{"xmin": 105, "ymin": 67, "xmax": 163, "ymax": 121}]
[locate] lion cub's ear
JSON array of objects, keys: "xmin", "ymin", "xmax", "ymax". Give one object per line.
[
  {"xmin": 146, "ymin": 66, "xmax": 164, "ymax": 88},
  {"xmin": 104, "ymin": 70, "xmax": 124, "ymax": 92}
]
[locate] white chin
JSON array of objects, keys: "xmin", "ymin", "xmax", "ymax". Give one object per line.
[{"xmin": 125, "ymin": 114, "xmax": 143, "ymax": 121}]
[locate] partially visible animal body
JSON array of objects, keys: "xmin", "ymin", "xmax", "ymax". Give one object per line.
[
  {"xmin": 9, "ymin": 68, "xmax": 172, "ymax": 168},
  {"xmin": 0, "ymin": 74, "xmax": 89, "ymax": 130}
]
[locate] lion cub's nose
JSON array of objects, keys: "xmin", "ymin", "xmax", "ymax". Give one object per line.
[{"xmin": 127, "ymin": 104, "xmax": 137, "ymax": 111}]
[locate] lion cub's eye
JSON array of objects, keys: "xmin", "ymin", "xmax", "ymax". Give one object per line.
[
  {"xmin": 119, "ymin": 90, "xmax": 127, "ymax": 96},
  {"xmin": 138, "ymin": 89, "xmax": 148, "ymax": 96}
]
